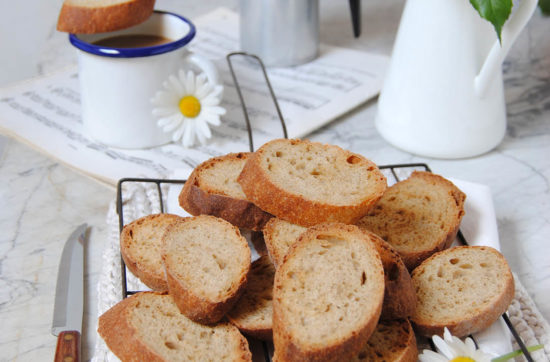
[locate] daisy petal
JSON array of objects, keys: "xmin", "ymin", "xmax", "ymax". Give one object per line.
[
  {"xmin": 419, "ymin": 350, "xmax": 449, "ymax": 362},
  {"xmin": 185, "ymin": 71, "xmax": 195, "ymax": 94},
  {"xmin": 197, "ymin": 118, "xmax": 212, "ymax": 139},
  {"xmin": 172, "ymin": 123, "xmax": 185, "ymax": 142},
  {"xmin": 433, "ymin": 335, "xmax": 455, "ymax": 360},
  {"xmin": 168, "ymin": 74, "xmax": 185, "ymax": 97},
  {"xmin": 158, "ymin": 113, "xmax": 182, "ymax": 128},
  {"xmin": 194, "ymin": 73, "xmax": 208, "ymax": 95},
  {"xmin": 202, "ymin": 114, "xmax": 221, "ymax": 126},
  {"xmin": 196, "ymin": 129, "xmax": 206, "ymax": 145},
  {"xmin": 152, "ymin": 107, "xmax": 178, "ymax": 117},
  {"xmin": 196, "ymin": 81, "xmax": 214, "ymax": 99},
  {"xmin": 182, "ymin": 119, "xmax": 194, "ymax": 148},
  {"xmin": 151, "ymin": 91, "xmax": 179, "ymax": 107},
  {"xmin": 203, "ymin": 106, "xmax": 227, "ymax": 115}
]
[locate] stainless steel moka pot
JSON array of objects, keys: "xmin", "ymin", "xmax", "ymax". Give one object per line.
[{"xmin": 240, "ymin": 0, "xmax": 361, "ymax": 67}]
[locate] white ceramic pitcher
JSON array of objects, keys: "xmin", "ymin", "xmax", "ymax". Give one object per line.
[{"xmin": 375, "ymin": 0, "xmax": 538, "ymax": 159}]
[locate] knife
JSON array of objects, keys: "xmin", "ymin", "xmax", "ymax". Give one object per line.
[{"xmin": 51, "ymin": 223, "xmax": 87, "ymax": 362}]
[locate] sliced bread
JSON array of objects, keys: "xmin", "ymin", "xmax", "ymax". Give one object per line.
[
  {"xmin": 356, "ymin": 171, "xmax": 466, "ymax": 270},
  {"xmin": 272, "ymin": 223, "xmax": 385, "ymax": 362},
  {"xmin": 57, "ymin": 0, "xmax": 155, "ymax": 34},
  {"xmin": 365, "ymin": 230, "xmax": 416, "ymax": 320},
  {"xmin": 98, "ymin": 292, "xmax": 252, "ymax": 361},
  {"xmin": 411, "ymin": 245, "xmax": 514, "ymax": 337},
  {"xmin": 179, "ymin": 152, "xmax": 273, "ymax": 231},
  {"xmin": 227, "ymin": 255, "xmax": 275, "ymax": 340},
  {"xmin": 352, "ymin": 319, "xmax": 417, "ymax": 362},
  {"xmin": 120, "ymin": 213, "xmax": 181, "ymax": 291},
  {"xmin": 162, "ymin": 215, "xmax": 251, "ymax": 324},
  {"xmin": 238, "ymin": 139, "xmax": 387, "ymax": 227},
  {"xmin": 263, "ymin": 218, "xmax": 307, "ymax": 268},
  {"xmin": 264, "ymin": 218, "xmax": 416, "ymax": 320}
]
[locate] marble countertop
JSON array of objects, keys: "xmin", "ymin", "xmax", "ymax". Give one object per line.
[{"xmin": 0, "ymin": 0, "xmax": 549, "ymax": 360}]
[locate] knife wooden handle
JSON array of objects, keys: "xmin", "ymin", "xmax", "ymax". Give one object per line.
[{"xmin": 54, "ymin": 330, "xmax": 80, "ymax": 362}]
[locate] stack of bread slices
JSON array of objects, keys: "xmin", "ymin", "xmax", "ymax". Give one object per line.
[{"xmin": 99, "ymin": 138, "xmax": 515, "ymax": 361}]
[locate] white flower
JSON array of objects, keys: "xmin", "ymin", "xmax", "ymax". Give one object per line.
[
  {"xmin": 151, "ymin": 69, "xmax": 226, "ymax": 148},
  {"xmin": 419, "ymin": 328, "xmax": 493, "ymax": 362}
]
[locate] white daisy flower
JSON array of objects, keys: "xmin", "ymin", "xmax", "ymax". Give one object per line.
[
  {"xmin": 151, "ymin": 69, "xmax": 226, "ymax": 148},
  {"xmin": 419, "ymin": 328, "xmax": 492, "ymax": 362}
]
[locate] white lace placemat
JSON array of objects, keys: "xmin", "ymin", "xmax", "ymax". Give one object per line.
[{"xmin": 92, "ymin": 180, "xmax": 550, "ymax": 362}]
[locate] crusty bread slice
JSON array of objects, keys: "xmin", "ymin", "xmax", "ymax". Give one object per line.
[
  {"xmin": 98, "ymin": 292, "xmax": 252, "ymax": 361},
  {"xmin": 272, "ymin": 223, "xmax": 385, "ymax": 362},
  {"xmin": 57, "ymin": 0, "xmax": 155, "ymax": 34},
  {"xmin": 264, "ymin": 218, "xmax": 415, "ymax": 320},
  {"xmin": 364, "ymin": 230, "xmax": 416, "ymax": 320},
  {"xmin": 120, "ymin": 213, "xmax": 181, "ymax": 291},
  {"xmin": 227, "ymin": 256, "xmax": 275, "ymax": 340},
  {"xmin": 411, "ymin": 245, "xmax": 514, "ymax": 337},
  {"xmin": 263, "ymin": 218, "xmax": 308, "ymax": 268},
  {"xmin": 352, "ymin": 319, "xmax": 417, "ymax": 362},
  {"xmin": 238, "ymin": 139, "xmax": 387, "ymax": 227},
  {"xmin": 162, "ymin": 215, "xmax": 251, "ymax": 324},
  {"xmin": 179, "ymin": 152, "xmax": 273, "ymax": 231},
  {"xmin": 356, "ymin": 171, "xmax": 466, "ymax": 270}
]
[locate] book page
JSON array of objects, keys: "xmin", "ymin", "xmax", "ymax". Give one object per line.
[{"xmin": 0, "ymin": 7, "xmax": 388, "ymax": 185}]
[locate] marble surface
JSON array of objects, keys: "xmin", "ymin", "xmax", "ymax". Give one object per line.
[{"xmin": 0, "ymin": 0, "xmax": 549, "ymax": 360}]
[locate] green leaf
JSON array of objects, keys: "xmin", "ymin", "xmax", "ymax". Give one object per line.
[
  {"xmin": 470, "ymin": 0, "xmax": 513, "ymax": 42},
  {"xmin": 540, "ymin": 0, "xmax": 550, "ymax": 15}
]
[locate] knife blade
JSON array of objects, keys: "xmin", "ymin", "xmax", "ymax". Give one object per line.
[{"xmin": 51, "ymin": 223, "xmax": 87, "ymax": 362}]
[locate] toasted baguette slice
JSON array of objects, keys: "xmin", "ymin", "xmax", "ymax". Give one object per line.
[
  {"xmin": 238, "ymin": 139, "xmax": 387, "ymax": 227},
  {"xmin": 273, "ymin": 223, "xmax": 385, "ymax": 362},
  {"xmin": 411, "ymin": 246, "xmax": 514, "ymax": 337},
  {"xmin": 263, "ymin": 218, "xmax": 308, "ymax": 268},
  {"xmin": 57, "ymin": 0, "xmax": 155, "ymax": 34},
  {"xmin": 98, "ymin": 292, "xmax": 252, "ymax": 361},
  {"xmin": 365, "ymin": 230, "xmax": 416, "ymax": 320},
  {"xmin": 264, "ymin": 218, "xmax": 415, "ymax": 320},
  {"xmin": 179, "ymin": 152, "xmax": 273, "ymax": 231},
  {"xmin": 352, "ymin": 319, "xmax": 417, "ymax": 362},
  {"xmin": 357, "ymin": 171, "xmax": 466, "ymax": 270},
  {"xmin": 227, "ymin": 256, "xmax": 275, "ymax": 340},
  {"xmin": 120, "ymin": 213, "xmax": 181, "ymax": 291},
  {"xmin": 162, "ymin": 215, "xmax": 251, "ymax": 324}
]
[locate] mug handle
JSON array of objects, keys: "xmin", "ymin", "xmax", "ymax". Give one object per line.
[
  {"xmin": 183, "ymin": 53, "xmax": 222, "ymax": 90},
  {"xmin": 474, "ymin": 0, "xmax": 538, "ymax": 98}
]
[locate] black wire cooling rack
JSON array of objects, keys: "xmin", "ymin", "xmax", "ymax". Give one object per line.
[{"xmin": 114, "ymin": 53, "xmax": 533, "ymax": 361}]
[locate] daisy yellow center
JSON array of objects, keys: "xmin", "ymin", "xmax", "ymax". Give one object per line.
[
  {"xmin": 179, "ymin": 95, "xmax": 201, "ymax": 118},
  {"xmin": 450, "ymin": 357, "xmax": 476, "ymax": 362}
]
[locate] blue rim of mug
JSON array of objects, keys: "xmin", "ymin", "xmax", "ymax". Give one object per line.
[{"xmin": 68, "ymin": 11, "xmax": 196, "ymax": 58}]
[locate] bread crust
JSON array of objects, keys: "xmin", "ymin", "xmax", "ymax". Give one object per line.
[
  {"xmin": 179, "ymin": 152, "xmax": 273, "ymax": 231},
  {"xmin": 352, "ymin": 319, "xmax": 417, "ymax": 362},
  {"xmin": 57, "ymin": 0, "xmax": 155, "ymax": 34},
  {"xmin": 357, "ymin": 171, "xmax": 466, "ymax": 270},
  {"xmin": 411, "ymin": 246, "xmax": 515, "ymax": 337},
  {"xmin": 164, "ymin": 267, "xmax": 247, "ymax": 325},
  {"xmin": 263, "ymin": 218, "xmax": 308, "ymax": 269},
  {"xmin": 162, "ymin": 216, "xmax": 250, "ymax": 325},
  {"xmin": 363, "ymin": 230, "xmax": 417, "ymax": 320},
  {"xmin": 98, "ymin": 292, "xmax": 168, "ymax": 362},
  {"xmin": 120, "ymin": 213, "xmax": 181, "ymax": 291},
  {"xmin": 273, "ymin": 223, "xmax": 385, "ymax": 362},
  {"xmin": 98, "ymin": 292, "xmax": 253, "ymax": 361},
  {"xmin": 227, "ymin": 256, "xmax": 275, "ymax": 341},
  {"xmin": 238, "ymin": 139, "xmax": 386, "ymax": 227}
]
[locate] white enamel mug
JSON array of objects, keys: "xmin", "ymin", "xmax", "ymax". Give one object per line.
[{"xmin": 70, "ymin": 11, "xmax": 219, "ymax": 149}]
